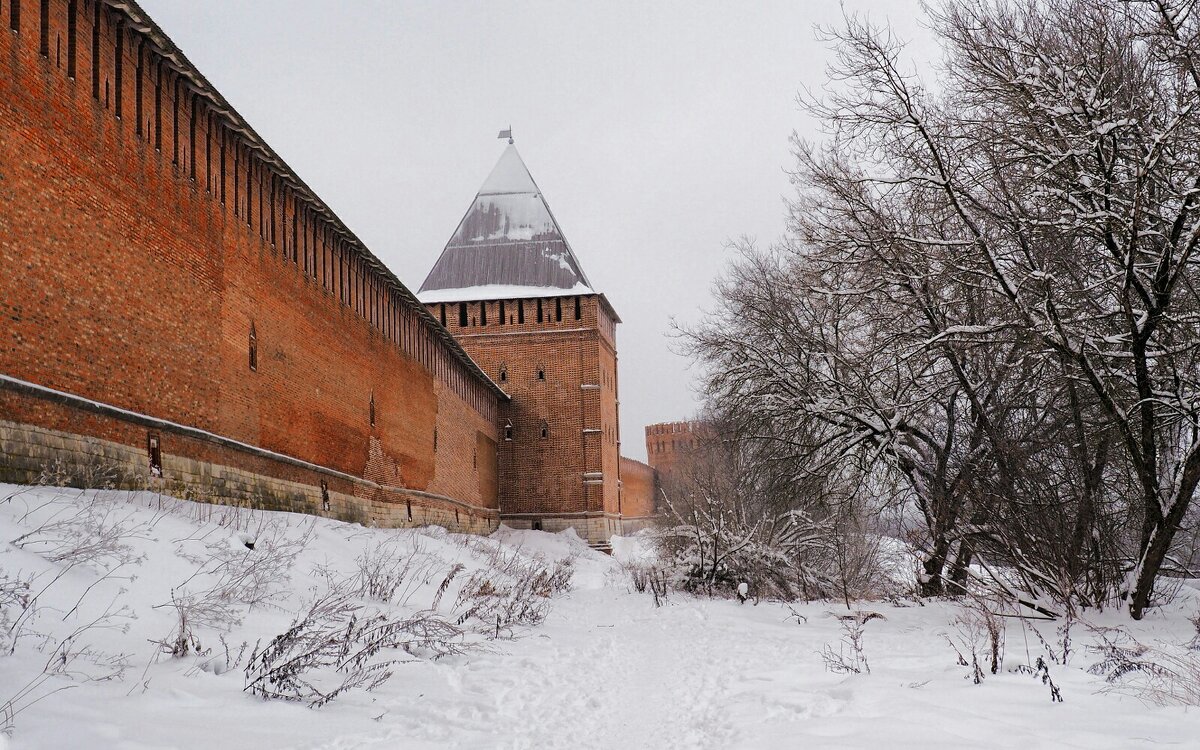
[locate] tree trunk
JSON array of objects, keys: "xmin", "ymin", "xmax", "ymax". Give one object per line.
[
  {"xmin": 920, "ymin": 537, "xmax": 952, "ymax": 597},
  {"xmin": 1130, "ymin": 447, "xmax": 1200, "ymax": 619}
]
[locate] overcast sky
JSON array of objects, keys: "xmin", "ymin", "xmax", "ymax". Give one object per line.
[{"xmin": 139, "ymin": 0, "xmax": 933, "ymax": 461}]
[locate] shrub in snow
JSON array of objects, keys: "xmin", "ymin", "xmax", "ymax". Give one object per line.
[
  {"xmin": 453, "ymin": 552, "xmax": 573, "ymax": 637},
  {"xmin": 150, "ymin": 516, "xmax": 316, "ymax": 661},
  {"xmin": 244, "ymin": 586, "xmax": 473, "ymax": 708},
  {"xmin": 173, "ymin": 517, "xmax": 314, "ymax": 614},
  {"xmin": 625, "ymin": 564, "xmax": 670, "ymax": 607},
  {"xmin": 944, "ymin": 599, "xmax": 1004, "ymax": 684},
  {"xmin": 1087, "ymin": 626, "xmax": 1200, "ymax": 707},
  {"xmin": 9, "ymin": 491, "xmax": 149, "ymax": 573},
  {"xmin": 2, "ymin": 596, "xmax": 133, "ymax": 734},
  {"xmin": 819, "ymin": 614, "xmax": 877, "ymax": 675},
  {"xmin": 651, "ymin": 511, "xmax": 893, "ymax": 605},
  {"xmin": 1016, "ymin": 657, "xmax": 1064, "ymax": 703},
  {"xmin": 0, "ymin": 574, "xmax": 32, "ymax": 655},
  {"xmin": 353, "ymin": 540, "xmax": 442, "ymax": 605},
  {"xmin": 1, "ymin": 489, "xmax": 151, "ymax": 735}
]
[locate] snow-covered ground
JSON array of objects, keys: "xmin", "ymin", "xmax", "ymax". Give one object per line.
[{"xmin": 2, "ymin": 485, "xmax": 1199, "ymax": 749}]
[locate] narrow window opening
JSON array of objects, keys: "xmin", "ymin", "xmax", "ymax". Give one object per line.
[
  {"xmin": 503, "ymin": 420, "xmax": 513, "ymax": 442},
  {"xmin": 369, "ymin": 393, "xmax": 376, "ymax": 427},
  {"xmin": 173, "ymin": 77, "xmax": 182, "ymax": 167},
  {"xmin": 439, "ymin": 304, "xmax": 446, "ymax": 326},
  {"xmin": 320, "ymin": 480, "xmax": 330, "ymax": 512},
  {"xmin": 499, "ymin": 364, "xmax": 508, "ymax": 382},
  {"xmin": 555, "ymin": 298, "xmax": 562, "ymax": 322},
  {"xmin": 38, "ymin": 0, "xmax": 48, "ymax": 56},
  {"xmin": 233, "ymin": 146, "xmax": 239, "ymax": 214},
  {"xmin": 134, "ymin": 44, "xmax": 143, "ymax": 136},
  {"xmin": 539, "ymin": 421, "xmax": 548, "ymax": 440},
  {"xmin": 10, "ymin": 0, "xmax": 20, "ymax": 33},
  {"xmin": 574, "ymin": 295, "xmax": 581, "ymax": 320},
  {"xmin": 147, "ymin": 432, "xmax": 162, "ymax": 477},
  {"xmin": 537, "ymin": 365, "xmax": 545, "ymax": 381},
  {"xmin": 473, "ymin": 449, "xmax": 477, "ymax": 470},
  {"xmin": 518, "ymin": 300, "xmax": 525, "ymax": 324},
  {"xmin": 189, "ymin": 96, "xmax": 197, "ymax": 180},
  {"xmin": 531, "ymin": 519, "xmax": 543, "ymax": 531},
  {"xmin": 113, "ymin": 22, "xmax": 122, "ymax": 118},
  {"xmin": 248, "ymin": 322, "xmax": 258, "ymax": 371},
  {"xmin": 244, "ymin": 156, "xmax": 251, "ymax": 223},
  {"xmin": 406, "ymin": 499, "xmax": 413, "ymax": 521},
  {"xmin": 458, "ymin": 303, "xmax": 468, "ymax": 327},
  {"xmin": 480, "ymin": 301, "xmax": 487, "ymax": 326},
  {"xmin": 499, "ymin": 300, "xmax": 506, "ymax": 325},
  {"xmin": 91, "ymin": 2, "xmax": 99, "ymax": 99},
  {"xmin": 66, "ymin": 0, "xmax": 76, "ymax": 78},
  {"xmin": 536, "ymin": 299, "xmax": 543, "ymax": 323},
  {"xmin": 153, "ymin": 65, "xmax": 161, "ymax": 149},
  {"xmin": 292, "ymin": 199, "xmax": 300, "ymax": 264}
]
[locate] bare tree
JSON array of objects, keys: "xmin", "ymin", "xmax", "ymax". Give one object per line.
[
  {"xmin": 684, "ymin": 0, "xmax": 1200, "ymax": 619},
  {"xmin": 795, "ymin": 0, "xmax": 1200, "ymax": 618}
]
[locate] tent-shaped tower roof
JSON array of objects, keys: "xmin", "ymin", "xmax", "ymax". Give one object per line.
[{"xmin": 418, "ymin": 145, "xmax": 594, "ymax": 303}]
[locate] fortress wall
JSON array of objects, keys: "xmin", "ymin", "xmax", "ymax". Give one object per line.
[
  {"xmin": 618, "ymin": 455, "xmax": 657, "ymax": 523},
  {"xmin": 0, "ymin": 0, "xmax": 501, "ymax": 529}
]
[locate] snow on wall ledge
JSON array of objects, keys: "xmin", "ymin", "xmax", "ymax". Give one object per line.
[{"xmin": 418, "ymin": 283, "xmax": 594, "ymax": 304}]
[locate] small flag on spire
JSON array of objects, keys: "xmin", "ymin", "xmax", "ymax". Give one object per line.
[{"xmin": 498, "ymin": 127, "xmax": 513, "ymax": 144}]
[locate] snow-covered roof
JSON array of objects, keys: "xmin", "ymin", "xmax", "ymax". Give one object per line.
[
  {"xmin": 419, "ymin": 145, "xmax": 595, "ymax": 301},
  {"xmin": 478, "ymin": 145, "xmax": 540, "ymax": 195}
]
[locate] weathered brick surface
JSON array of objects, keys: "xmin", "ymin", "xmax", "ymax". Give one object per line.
[{"xmin": 0, "ymin": 0, "xmax": 500, "ymax": 529}]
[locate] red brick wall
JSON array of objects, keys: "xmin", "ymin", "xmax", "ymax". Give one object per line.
[
  {"xmin": 619, "ymin": 456, "xmax": 657, "ymax": 519},
  {"xmin": 432, "ymin": 378, "xmax": 498, "ymax": 507},
  {"xmin": 0, "ymin": 0, "xmax": 500, "ymax": 515}
]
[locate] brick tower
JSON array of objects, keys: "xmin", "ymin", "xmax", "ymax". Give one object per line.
[
  {"xmin": 419, "ymin": 144, "xmax": 625, "ymax": 545},
  {"xmin": 645, "ymin": 421, "xmax": 712, "ymax": 484}
]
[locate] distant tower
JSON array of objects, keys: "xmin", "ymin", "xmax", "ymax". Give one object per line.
[
  {"xmin": 645, "ymin": 420, "xmax": 711, "ymax": 483},
  {"xmin": 419, "ymin": 144, "xmax": 625, "ymax": 545}
]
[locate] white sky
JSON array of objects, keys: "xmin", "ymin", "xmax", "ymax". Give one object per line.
[{"xmin": 138, "ymin": 0, "xmax": 934, "ymax": 461}]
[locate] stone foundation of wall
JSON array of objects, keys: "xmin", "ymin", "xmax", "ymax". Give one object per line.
[{"xmin": 0, "ymin": 412, "xmax": 497, "ymax": 536}]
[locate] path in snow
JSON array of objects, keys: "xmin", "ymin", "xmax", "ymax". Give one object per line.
[
  {"xmin": 306, "ymin": 565, "xmax": 1200, "ymax": 750},
  {"xmin": 4, "ymin": 488, "xmax": 1199, "ymax": 750}
]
